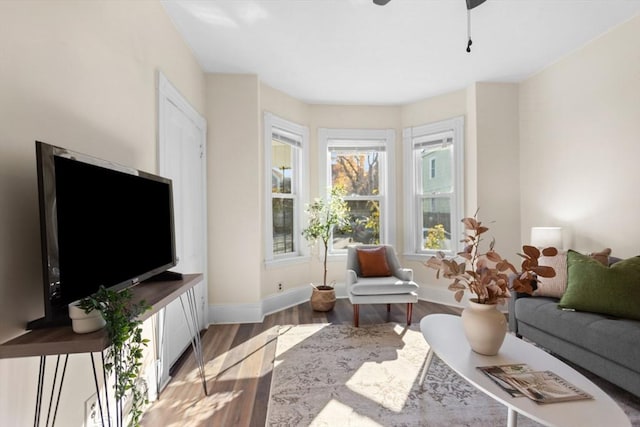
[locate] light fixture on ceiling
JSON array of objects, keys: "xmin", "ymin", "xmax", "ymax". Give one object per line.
[{"xmin": 373, "ymin": 0, "xmax": 487, "ymax": 53}]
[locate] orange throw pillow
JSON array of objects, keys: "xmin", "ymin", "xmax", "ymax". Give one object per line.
[{"xmin": 357, "ymin": 246, "xmax": 392, "ymax": 277}]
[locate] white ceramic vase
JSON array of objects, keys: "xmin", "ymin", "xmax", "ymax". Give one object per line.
[
  {"xmin": 461, "ymin": 298, "xmax": 507, "ymax": 356},
  {"xmin": 68, "ymin": 302, "xmax": 106, "ymax": 334}
]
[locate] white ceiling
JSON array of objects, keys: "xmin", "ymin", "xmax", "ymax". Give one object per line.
[{"xmin": 161, "ymin": 0, "xmax": 640, "ymax": 105}]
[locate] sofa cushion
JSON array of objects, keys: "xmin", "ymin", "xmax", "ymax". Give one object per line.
[
  {"xmin": 559, "ymin": 250, "xmax": 640, "ymax": 320},
  {"xmin": 515, "ymin": 297, "xmax": 640, "ymax": 373},
  {"xmin": 356, "ymin": 246, "xmax": 392, "ymax": 277},
  {"xmin": 534, "ymin": 248, "xmax": 612, "ymax": 298},
  {"xmin": 350, "ymin": 277, "xmax": 419, "ymax": 295},
  {"xmin": 589, "ymin": 247, "xmax": 612, "ymax": 266},
  {"xmin": 534, "ymin": 250, "xmax": 568, "ymax": 298}
]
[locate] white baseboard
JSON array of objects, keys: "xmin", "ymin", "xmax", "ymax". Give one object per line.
[
  {"xmin": 208, "ymin": 301, "xmax": 263, "ymax": 324},
  {"xmin": 261, "ymin": 285, "xmax": 313, "ymax": 318},
  {"xmin": 207, "ymin": 282, "xmax": 504, "ymax": 324},
  {"xmin": 418, "ymin": 284, "xmax": 467, "ymax": 309}
]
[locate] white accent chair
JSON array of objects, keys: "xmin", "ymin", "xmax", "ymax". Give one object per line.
[{"xmin": 346, "ymin": 244, "xmax": 419, "ymax": 327}]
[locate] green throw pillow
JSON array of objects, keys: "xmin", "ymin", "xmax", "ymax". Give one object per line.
[{"xmin": 559, "ymin": 250, "xmax": 640, "ymax": 320}]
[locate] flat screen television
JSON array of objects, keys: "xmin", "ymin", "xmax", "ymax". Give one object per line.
[{"xmin": 28, "ymin": 141, "xmax": 177, "ymax": 329}]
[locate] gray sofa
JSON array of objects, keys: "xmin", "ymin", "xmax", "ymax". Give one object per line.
[{"xmin": 509, "ymin": 293, "xmax": 640, "ymax": 397}]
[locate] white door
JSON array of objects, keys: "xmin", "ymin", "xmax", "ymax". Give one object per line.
[{"xmin": 157, "ymin": 72, "xmax": 207, "ymax": 391}]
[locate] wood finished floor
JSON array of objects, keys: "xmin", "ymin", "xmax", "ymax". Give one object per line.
[{"xmin": 140, "ymin": 299, "xmax": 461, "ymax": 427}]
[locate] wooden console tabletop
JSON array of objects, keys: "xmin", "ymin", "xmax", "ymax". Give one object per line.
[{"xmin": 0, "ymin": 273, "xmax": 203, "ymax": 359}]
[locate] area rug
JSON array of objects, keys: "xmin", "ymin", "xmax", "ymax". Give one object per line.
[{"xmin": 266, "ymin": 323, "xmax": 640, "ymax": 427}]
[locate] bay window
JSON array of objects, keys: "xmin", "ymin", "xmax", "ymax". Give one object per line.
[
  {"xmin": 403, "ymin": 117, "xmax": 464, "ymax": 258},
  {"xmin": 319, "ymin": 128, "xmax": 395, "ymax": 253},
  {"xmin": 264, "ymin": 113, "xmax": 308, "ymax": 264}
]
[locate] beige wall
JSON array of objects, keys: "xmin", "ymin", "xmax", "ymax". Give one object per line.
[
  {"xmin": 519, "ymin": 14, "xmax": 640, "ymax": 257},
  {"xmin": 0, "ymin": 1, "xmax": 204, "ymax": 425},
  {"xmin": 401, "ymin": 89, "xmax": 467, "ymax": 128},
  {"xmin": 206, "ymin": 74, "xmax": 262, "ymax": 304},
  {"xmin": 475, "ymin": 83, "xmax": 521, "ymax": 258}
]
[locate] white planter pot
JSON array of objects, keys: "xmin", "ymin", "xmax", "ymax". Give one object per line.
[
  {"xmin": 461, "ymin": 298, "xmax": 507, "ymax": 356},
  {"xmin": 68, "ymin": 302, "xmax": 106, "ymax": 334}
]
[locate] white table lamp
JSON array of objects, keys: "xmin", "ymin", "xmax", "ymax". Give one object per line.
[{"xmin": 530, "ymin": 227, "xmax": 563, "ymax": 248}]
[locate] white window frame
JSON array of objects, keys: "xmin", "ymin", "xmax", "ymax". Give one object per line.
[
  {"xmin": 318, "ymin": 128, "xmax": 396, "ymax": 257},
  {"xmin": 264, "ymin": 112, "xmax": 309, "ymax": 266},
  {"xmin": 403, "ymin": 116, "xmax": 464, "ymax": 260}
]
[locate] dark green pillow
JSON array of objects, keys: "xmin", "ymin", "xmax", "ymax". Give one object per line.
[{"xmin": 559, "ymin": 250, "xmax": 640, "ymax": 320}]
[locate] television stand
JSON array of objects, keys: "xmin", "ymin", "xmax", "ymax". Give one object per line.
[
  {"xmin": 0, "ymin": 274, "xmax": 206, "ymax": 427},
  {"xmin": 26, "ymin": 313, "xmax": 71, "ymax": 330}
]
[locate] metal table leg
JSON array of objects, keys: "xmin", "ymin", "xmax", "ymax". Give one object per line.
[
  {"xmin": 33, "ymin": 354, "xmax": 69, "ymax": 427},
  {"xmin": 418, "ymin": 348, "xmax": 434, "ymax": 388},
  {"xmin": 179, "ymin": 287, "xmax": 208, "ymax": 395}
]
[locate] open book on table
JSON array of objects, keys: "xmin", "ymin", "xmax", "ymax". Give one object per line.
[{"xmin": 477, "ymin": 363, "xmax": 593, "ymax": 404}]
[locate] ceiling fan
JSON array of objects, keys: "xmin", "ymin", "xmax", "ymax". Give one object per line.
[{"xmin": 372, "ymin": 0, "xmax": 487, "ymax": 52}]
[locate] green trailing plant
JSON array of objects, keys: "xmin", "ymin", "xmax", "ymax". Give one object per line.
[
  {"xmin": 425, "ymin": 211, "xmax": 558, "ymax": 305},
  {"xmin": 302, "ymin": 185, "xmax": 351, "ymax": 288},
  {"xmin": 78, "ymin": 286, "xmax": 151, "ymax": 427}
]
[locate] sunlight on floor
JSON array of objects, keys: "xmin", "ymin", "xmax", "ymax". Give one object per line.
[
  {"xmin": 347, "ymin": 360, "xmax": 419, "ymax": 412},
  {"xmin": 146, "ymin": 390, "xmax": 243, "ymax": 427},
  {"xmin": 346, "ymin": 323, "xmax": 418, "ymax": 411},
  {"xmin": 311, "ymin": 399, "xmax": 382, "ymax": 427}
]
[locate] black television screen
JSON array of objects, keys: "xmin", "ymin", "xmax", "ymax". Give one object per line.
[{"xmin": 29, "ymin": 141, "xmax": 176, "ymax": 328}]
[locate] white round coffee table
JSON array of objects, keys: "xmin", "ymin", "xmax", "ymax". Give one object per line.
[{"xmin": 419, "ymin": 314, "xmax": 630, "ymax": 427}]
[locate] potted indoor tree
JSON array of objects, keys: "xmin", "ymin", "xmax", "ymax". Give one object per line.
[
  {"xmin": 78, "ymin": 286, "xmax": 151, "ymax": 426},
  {"xmin": 425, "ymin": 211, "xmax": 557, "ymax": 355},
  {"xmin": 302, "ymin": 185, "xmax": 350, "ymax": 311}
]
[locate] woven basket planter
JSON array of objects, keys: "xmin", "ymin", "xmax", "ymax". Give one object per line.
[{"xmin": 310, "ymin": 286, "xmax": 336, "ymax": 312}]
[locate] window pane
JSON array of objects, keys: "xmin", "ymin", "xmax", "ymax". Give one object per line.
[
  {"xmin": 272, "ymin": 198, "xmax": 294, "ymax": 254},
  {"xmin": 272, "ymin": 140, "xmax": 292, "ymax": 194},
  {"xmin": 421, "ymin": 144, "xmax": 452, "ymax": 194},
  {"xmin": 422, "ymin": 197, "xmax": 451, "ymax": 250},
  {"xmin": 333, "ymin": 199, "xmax": 380, "ymax": 249},
  {"xmin": 331, "ymin": 151, "xmax": 379, "ymax": 196}
]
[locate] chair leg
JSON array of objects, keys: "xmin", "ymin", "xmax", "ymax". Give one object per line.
[
  {"xmin": 406, "ymin": 303, "xmax": 414, "ymax": 325},
  {"xmin": 353, "ymin": 304, "xmax": 359, "ymax": 328},
  {"xmin": 387, "ymin": 304, "xmax": 391, "ymax": 313}
]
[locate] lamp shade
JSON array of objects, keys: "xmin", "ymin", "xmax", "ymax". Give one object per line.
[{"xmin": 530, "ymin": 227, "xmax": 563, "ymax": 248}]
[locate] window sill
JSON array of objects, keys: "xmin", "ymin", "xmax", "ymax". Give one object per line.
[{"xmin": 403, "ymin": 252, "xmax": 456, "ymax": 262}]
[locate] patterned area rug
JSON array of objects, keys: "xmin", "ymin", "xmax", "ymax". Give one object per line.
[{"xmin": 267, "ymin": 323, "xmax": 640, "ymax": 427}]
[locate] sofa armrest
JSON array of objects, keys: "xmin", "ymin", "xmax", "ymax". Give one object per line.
[
  {"xmin": 508, "ymin": 293, "xmax": 520, "ymax": 335},
  {"xmin": 346, "ymin": 269, "xmax": 358, "ymax": 292},
  {"xmin": 508, "ymin": 273, "xmax": 532, "ymax": 336},
  {"xmin": 395, "ymin": 268, "xmax": 413, "ymax": 282}
]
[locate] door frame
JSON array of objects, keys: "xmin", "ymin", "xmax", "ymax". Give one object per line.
[
  {"xmin": 157, "ymin": 71, "xmax": 208, "ymax": 322},
  {"xmin": 156, "ymin": 70, "xmax": 208, "ymax": 392}
]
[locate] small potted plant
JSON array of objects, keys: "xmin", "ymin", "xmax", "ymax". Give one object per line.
[
  {"xmin": 302, "ymin": 185, "xmax": 350, "ymax": 311},
  {"xmin": 425, "ymin": 211, "xmax": 557, "ymax": 355},
  {"xmin": 78, "ymin": 286, "xmax": 151, "ymax": 426}
]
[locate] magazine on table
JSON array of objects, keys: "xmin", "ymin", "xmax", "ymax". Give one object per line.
[
  {"xmin": 477, "ymin": 364, "xmax": 593, "ymax": 403},
  {"xmin": 477, "ymin": 363, "xmax": 533, "ymax": 397}
]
